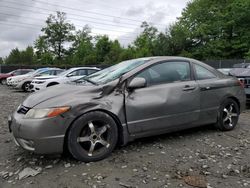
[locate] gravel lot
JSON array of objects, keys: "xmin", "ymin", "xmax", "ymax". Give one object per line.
[{"xmin": 0, "ymin": 85, "xmax": 250, "ymax": 188}]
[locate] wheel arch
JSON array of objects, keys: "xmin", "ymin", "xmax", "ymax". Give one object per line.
[
  {"xmin": 228, "ymin": 96, "xmax": 240, "ymax": 111},
  {"xmin": 47, "ymin": 82, "xmax": 59, "ymax": 87},
  {"xmin": 220, "ymin": 95, "xmax": 241, "ymax": 111},
  {"xmin": 63, "ymin": 109, "xmax": 127, "ymax": 153}
]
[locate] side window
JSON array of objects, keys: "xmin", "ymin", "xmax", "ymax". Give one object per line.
[
  {"xmin": 135, "ymin": 61, "xmax": 191, "ymax": 86},
  {"xmin": 194, "ymin": 64, "xmax": 216, "ymax": 80},
  {"xmin": 78, "ymin": 69, "xmax": 87, "ymax": 76},
  {"xmin": 54, "ymin": 70, "xmax": 62, "ymax": 75},
  {"xmin": 68, "ymin": 70, "xmax": 79, "ymax": 76},
  {"xmin": 13, "ymin": 70, "xmax": 21, "ymax": 75},
  {"xmin": 87, "ymin": 69, "xmax": 98, "ymax": 75},
  {"xmin": 21, "ymin": 70, "xmax": 30, "ymax": 74},
  {"xmin": 40, "ymin": 70, "xmax": 51, "ymax": 76}
]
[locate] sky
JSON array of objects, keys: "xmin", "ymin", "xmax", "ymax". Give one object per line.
[{"xmin": 0, "ymin": 0, "xmax": 189, "ymax": 57}]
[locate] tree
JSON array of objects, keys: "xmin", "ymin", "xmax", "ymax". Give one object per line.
[
  {"xmin": 95, "ymin": 35, "xmax": 112, "ymax": 63},
  {"xmin": 174, "ymin": 0, "xmax": 250, "ymax": 59},
  {"xmin": 133, "ymin": 22, "xmax": 158, "ymax": 57},
  {"xmin": 41, "ymin": 11, "xmax": 75, "ymax": 60},
  {"xmin": 34, "ymin": 35, "xmax": 53, "ymax": 64},
  {"xmin": 5, "ymin": 48, "xmax": 21, "ymax": 64},
  {"xmin": 71, "ymin": 25, "xmax": 92, "ymax": 51},
  {"xmin": 0, "ymin": 57, "xmax": 3, "ymax": 64},
  {"xmin": 70, "ymin": 26, "xmax": 96, "ymax": 65},
  {"xmin": 104, "ymin": 40, "xmax": 123, "ymax": 64},
  {"xmin": 118, "ymin": 46, "xmax": 136, "ymax": 61},
  {"xmin": 20, "ymin": 46, "xmax": 35, "ymax": 64}
]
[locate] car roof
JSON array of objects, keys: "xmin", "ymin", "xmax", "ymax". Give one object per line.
[
  {"xmin": 68, "ymin": 67, "xmax": 101, "ymax": 71},
  {"xmin": 119, "ymin": 56, "xmax": 220, "ymax": 82},
  {"xmin": 36, "ymin": 67, "xmax": 62, "ymax": 71}
]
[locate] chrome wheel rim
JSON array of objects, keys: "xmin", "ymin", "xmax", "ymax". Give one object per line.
[
  {"xmin": 77, "ymin": 121, "xmax": 110, "ymax": 157},
  {"xmin": 222, "ymin": 103, "xmax": 238, "ymax": 127},
  {"xmin": 25, "ymin": 83, "xmax": 30, "ymax": 91}
]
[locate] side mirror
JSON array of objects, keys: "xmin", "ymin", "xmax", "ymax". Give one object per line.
[{"xmin": 128, "ymin": 77, "xmax": 146, "ymax": 90}]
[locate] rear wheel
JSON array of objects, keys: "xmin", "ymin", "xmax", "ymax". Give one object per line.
[
  {"xmin": 215, "ymin": 98, "xmax": 240, "ymax": 131},
  {"xmin": 22, "ymin": 82, "xmax": 31, "ymax": 92},
  {"xmin": 67, "ymin": 111, "xmax": 118, "ymax": 162}
]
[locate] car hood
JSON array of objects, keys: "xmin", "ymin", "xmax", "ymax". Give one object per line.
[
  {"xmin": 11, "ymin": 74, "xmax": 31, "ymax": 80},
  {"xmin": 230, "ymin": 68, "xmax": 250, "ymax": 77},
  {"xmin": 22, "ymin": 80, "xmax": 119, "ymax": 108},
  {"xmin": 34, "ymin": 75, "xmax": 58, "ymax": 80},
  {"xmin": 0, "ymin": 73, "xmax": 10, "ymax": 78}
]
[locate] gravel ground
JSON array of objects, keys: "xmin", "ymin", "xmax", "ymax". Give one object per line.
[{"xmin": 0, "ymin": 85, "xmax": 250, "ymax": 188}]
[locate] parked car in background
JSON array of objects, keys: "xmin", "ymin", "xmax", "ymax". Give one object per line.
[
  {"xmin": 233, "ymin": 63, "xmax": 250, "ymax": 68},
  {"xmin": 30, "ymin": 67, "xmax": 100, "ymax": 92},
  {"xmin": 230, "ymin": 67, "xmax": 250, "ymax": 104},
  {"xmin": 0, "ymin": 69, "xmax": 34, "ymax": 85},
  {"xmin": 8, "ymin": 68, "xmax": 63, "ymax": 92},
  {"xmin": 8, "ymin": 57, "xmax": 246, "ymax": 162},
  {"xmin": 217, "ymin": 68, "xmax": 232, "ymax": 75}
]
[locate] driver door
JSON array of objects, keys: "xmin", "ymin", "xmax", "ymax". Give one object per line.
[{"xmin": 125, "ymin": 61, "xmax": 200, "ymax": 134}]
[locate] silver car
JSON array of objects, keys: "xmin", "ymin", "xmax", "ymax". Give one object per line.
[{"xmin": 8, "ymin": 57, "xmax": 246, "ymax": 162}]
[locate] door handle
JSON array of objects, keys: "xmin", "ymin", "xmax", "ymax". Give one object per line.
[
  {"xmin": 182, "ymin": 85, "xmax": 196, "ymax": 91},
  {"xmin": 200, "ymin": 86, "xmax": 211, "ymax": 91}
]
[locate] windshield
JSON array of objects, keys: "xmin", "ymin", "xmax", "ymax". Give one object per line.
[
  {"xmin": 26, "ymin": 70, "xmax": 35, "ymax": 75},
  {"xmin": 57, "ymin": 68, "xmax": 74, "ymax": 76},
  {"xmin": 31, "ymin": 69, "xmax": 46, "ymax": 76},
  {"xmin": 86, "ymin": 58, "xmax": 152, "ymax": 84},
  {"xmin": 7, "ymin": 70, "xmax": 15, "ymax": 74}
]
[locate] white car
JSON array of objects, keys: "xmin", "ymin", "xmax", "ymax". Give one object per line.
[
  {"xmin": 8, "ymin": 68, "xmax": 63, "ymax": 92},
  {"xmin": 30, "ymin": 67, "xmax": 100, "ymax": 92}
]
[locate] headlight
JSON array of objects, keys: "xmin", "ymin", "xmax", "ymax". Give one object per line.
[{"xmin": 24, "ymin": 106, "xmax": 70, "ymax": 119}]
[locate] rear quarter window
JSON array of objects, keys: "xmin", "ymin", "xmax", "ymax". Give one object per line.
[{"xmin": 194, "ymin": 64, "xmax": 217, "ymax": 80}]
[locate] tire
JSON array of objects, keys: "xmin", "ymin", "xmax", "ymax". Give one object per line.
[
  {"xmin": 22, "ymin": 82, "xmax": 31, "ymax": 92},
  {"xmin": 215, "ymin": 98, "xmax": 240, "ymax": 131},
  {"xmin": 1, "ymin": 79, "xmax": 6, "ymax": 85},
  {"xmin": 67, "ymin": 111, "xmax": 118, "ymax": 162}
]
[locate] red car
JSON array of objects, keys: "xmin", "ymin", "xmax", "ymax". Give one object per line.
[{"xmin": 0, "ymin": 69, "xmax": 34, "ymax": 85}]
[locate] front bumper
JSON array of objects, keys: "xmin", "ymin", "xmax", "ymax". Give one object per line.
[
  {"xmin": 8, "ymin": 111, "xmax": 71, "ymax": 154},
  {"xmin": 30, "ymin": 83, "xmax": 47, "ymax": 92}
]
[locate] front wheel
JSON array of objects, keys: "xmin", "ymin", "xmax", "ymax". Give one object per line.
[
  {"xmin": 215, "ymin": 98, "xmax": 240, "ymax": 131},
  {"xmin": 1, "ymin": 79, "xmax": 6, "ymax": 85},
  {"xmin": 22, "ymin": 82, "xmax": 31, "ymax": 92},
  {"xmin": 67, "ymin": 111, "xmax": 118, "ymax": 162}
]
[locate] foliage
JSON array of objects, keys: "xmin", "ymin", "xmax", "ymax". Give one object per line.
[
  {"xmin": 5, "ymin": 47, "xmax": 36, "ymax": 64},
  {"xmin": 41, "ymin": 11, "xmax": 75, "ymax": 60}
]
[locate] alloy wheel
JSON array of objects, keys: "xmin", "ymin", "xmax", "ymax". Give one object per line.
[
  {"xmin": 222, "ymin": 103, "xmax": 238, "ymax": 128},
  {"xmin": 77, "ymin": 121, "xmax": 111, "ymax": 157}
]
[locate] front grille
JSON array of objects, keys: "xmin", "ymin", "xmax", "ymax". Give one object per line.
[{"xmin": 17, "ymin": 105, "xmax": 30, "ymax": 115}]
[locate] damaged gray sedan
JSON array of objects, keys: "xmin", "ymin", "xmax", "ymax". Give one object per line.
[{"xmin": 8, "ymin": 57, "xmax": 246, "ymax": 162}]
